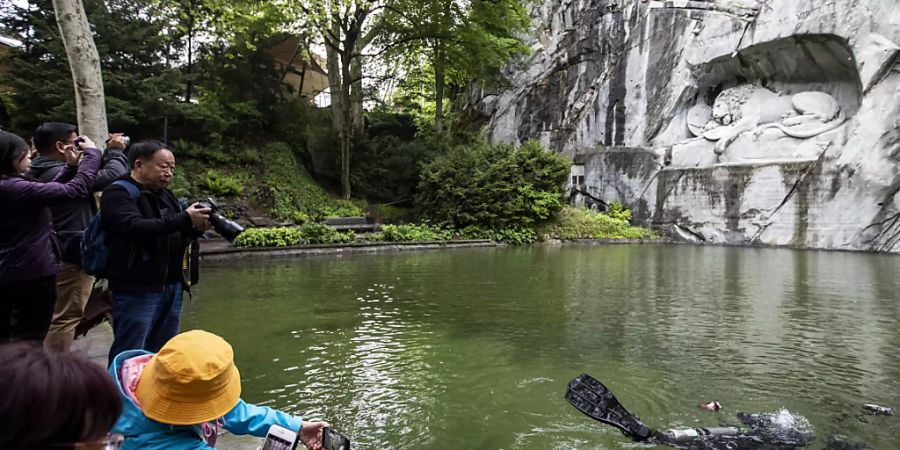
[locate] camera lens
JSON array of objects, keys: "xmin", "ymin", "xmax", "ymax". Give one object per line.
[{"xmin": 209, "ymin": 212, "xmax": 244, "ymax": 243}]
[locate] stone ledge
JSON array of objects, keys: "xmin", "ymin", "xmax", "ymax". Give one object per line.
[{"xmin": 200, "ymin": 240, "xmax": 499, "ymax": 262}]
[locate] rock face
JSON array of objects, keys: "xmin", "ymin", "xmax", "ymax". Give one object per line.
[{"xmin": 474, "ymin": 0, "xmax": 900, "ymax": 252}]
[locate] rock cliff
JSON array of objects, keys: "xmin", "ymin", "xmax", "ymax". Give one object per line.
[{"xmin": 475, "ymin": 0, "xmax": 900, "ymax": 251}]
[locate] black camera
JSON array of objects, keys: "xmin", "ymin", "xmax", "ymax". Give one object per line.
[{"xmin": 198, "ymin": 197, "xmax": 245, "ymax": 243}]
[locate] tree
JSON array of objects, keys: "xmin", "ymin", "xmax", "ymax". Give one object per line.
[
  {"xmin": 381, "ymin": 0, "xmax": 529, "ymax": 136},
  {"xmin": 0, "ymin": 0, "xmax": 183, "ymax": 139},
  {"xmin": 52, "ymin": 0, "xmax": 107, "ymax": 143},
  {"xmin": 300, "ymin": 0, "xmax": 389, "ymax": 199}
]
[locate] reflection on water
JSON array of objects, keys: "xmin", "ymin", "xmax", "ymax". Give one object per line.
[{"xmin": 184, "ymin": 245, "xmax": 900, "ymax": 449}]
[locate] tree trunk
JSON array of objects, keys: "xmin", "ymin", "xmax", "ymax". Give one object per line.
[
  {"xmin": 52, "ymin": 0, "xmax": 107, "ymax": 145},
  {"xmin": 325, "ymin": 20, "xmax": 343, "ymax": 135},
  {"xmin": 339, "ymin": 50, "xmax": 354, "ymax": 200},
  {"xmin": 350, "ymin": 53, "xmax": 364, "ymax": 138},
  {"xmin": 434, "ymin": 44, "xmax": 445, "ymax": 135}
]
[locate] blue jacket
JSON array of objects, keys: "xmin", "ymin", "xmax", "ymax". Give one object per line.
[{"xmin": 109, "ymin": 349, "xmax": 303, "ymax": 450}]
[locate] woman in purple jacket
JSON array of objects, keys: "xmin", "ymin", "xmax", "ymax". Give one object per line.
[{"xmin": 0, "ymin": 130, "xmax": 101, "ymax": 342}]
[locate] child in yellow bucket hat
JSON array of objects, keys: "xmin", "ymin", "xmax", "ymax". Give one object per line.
[{"xmin": 108, "ymin": 329, "xmax": 330, "ymax": 450}]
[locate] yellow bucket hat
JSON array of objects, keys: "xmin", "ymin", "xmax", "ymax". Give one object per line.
[{"xmin": 135, "ymin": 330, "xmax": 242, "ymax": 425}]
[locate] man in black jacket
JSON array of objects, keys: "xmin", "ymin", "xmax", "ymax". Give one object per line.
[
  {"xmin": 28, "ymin": 122, "xmax": 128, "ymax": 352},
  {"xmin": 100, "ymin": 139, "xmax": 210, "ymax": 364}
]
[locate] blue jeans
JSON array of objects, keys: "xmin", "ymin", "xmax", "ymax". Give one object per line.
[{"xmin": 108, "ymin": 282, "xmax": 183, "ymax": 365}]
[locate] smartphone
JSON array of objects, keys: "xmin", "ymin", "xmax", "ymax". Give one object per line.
[
  {"xmin": 322, "ymin": 427, "xmax": 351, "ymax": 450},
  {"xmin": 262, "ymin": 424, "xmax": 298, "ymax": 450}
]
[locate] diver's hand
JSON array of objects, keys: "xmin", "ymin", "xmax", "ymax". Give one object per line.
[{"xmin": 299, "ymin": 420, "xmax": 330, "ymax": 450}]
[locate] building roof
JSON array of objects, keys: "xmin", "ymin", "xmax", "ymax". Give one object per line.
[{"xmin": 266, "ymin": 36, "xmax": 329, "ymax": 96}]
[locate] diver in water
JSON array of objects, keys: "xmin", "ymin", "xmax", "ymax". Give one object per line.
[{"xmin": 565, "ymin": 374, "xmax": 874, "ymax": 450}]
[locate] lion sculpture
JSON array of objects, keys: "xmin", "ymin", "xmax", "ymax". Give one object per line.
[{"xmin": 687, "ymin": 84, "xmax": 846, "ymax": 155}]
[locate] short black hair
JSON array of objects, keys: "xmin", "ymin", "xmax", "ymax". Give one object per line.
[
  {"xmin": 127, "ymin": 139, "xmax": 170, "ymax": 170},
  {"xmin": 33, "ymin": 122, "xmax": 77, "ymax": 154},
  {"xmin": 0, "ymin": 130, "xmax": 29, "ymax": 177},
  {"xmin": 0, "ymin": 342, "xmax": 122, "ymax": 450}
]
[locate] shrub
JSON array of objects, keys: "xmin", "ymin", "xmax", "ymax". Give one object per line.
[
  {"xmin": 237, "ymin": 147, "xmax": 261, "ymax": 165},
  {"xmin": 298, "ymin": 222, "xmax": 355, "ymax": 244},
  {"xmin": 416, "ymin": 139, "xmax": 569, "ymax": 229},
  {"xmin": 320, "ymin": 199, "xmax": 365, "ymax": 218},
  {"xmin": 259, "ymin": 142, "xmax": 330, "ymax": 220},
  {"xmin": 543, "ymin": 207, "xmax": 656, "ymax": 240},
  {"xmin": 234, "ymin": 227, "xmax": 304, "ymax": 248},
  {"xmin": 234, "ymin": 224, "xmax": 355, "ymax": 248},
  {"xmin": 380, "ymin": 224, "xmax": 451, "ymax": 242},
  {"xmin": 606, "ymin": 200, "xmax": 632, "ymax": 222},
  {"xmin": 202, "ymin": 169, "xmax": 244, "ymax": 196},
  {"xmin": 457, "ymin": 226, "xmax": 536, "ymax": 245},
  {"xmin": 374, "ymin": 204, "xmax": 413, "ymax": 223}
]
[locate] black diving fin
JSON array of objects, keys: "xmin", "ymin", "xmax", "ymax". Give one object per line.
[{"xmin": 565, "ymin": 373, "xmax": 654, "ymax": 441}]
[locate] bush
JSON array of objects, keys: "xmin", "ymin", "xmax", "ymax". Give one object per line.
[
  {"xmin": 380, "ymin": 224, "xmax": 451, "ymax": 242},
  {"xmin": 416, "ymin": 139, "xmax": 569, "ymax": 229},
  {"xmin": 374, "ymin": 204, "xmax": 413, "ymax": 223},
  {"xmin": 234, "ymin": 224, "xmax": 355, "ymax": 248},
  {"xmin": 320, "ymin": 199, "xmax": 365, "ymax": 218},
  {"xmin": 606, "ymin": 200, "xmax": 632, "ymax": 222},
  {"xmin": 259, "ymin": 142, "xmax": 331, "ymax": 220},
  {"xmin": 457, "ymin": 226, "xmax": 536, "ymax": 245},
  {"xmin": 298, "ymin": 222, "xmax": 354, "ymax": 244},
  {"xmin": 351, "ymin": 125, "xmax": 439, "ymax": 201},
  {"xmin": 234, "ymin": 227, "xmax": 303, "ymax": 248},
  {"xmin": 202, "ymin": 169, "xmax": 244, "ymax": 196},
  {"xmin": 543, "ymin": 207, "xmax": 656, "ymax": 240}
]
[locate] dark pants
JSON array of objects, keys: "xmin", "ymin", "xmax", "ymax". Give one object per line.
[
  {"xmin": 1, "ymin": 276, "xmax": 57, "ymax": 342},
  {"xmin": 108, "ymin": 282, "xmax": 183, "ymax": 365}
]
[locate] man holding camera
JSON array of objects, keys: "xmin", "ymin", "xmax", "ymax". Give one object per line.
[
  {"xmin": 100, "ymin": 139, "xmax": 211, "ymax": 364},
  {"xmin": 28, "ymin": 123, "xmax": 128, "ymax": 352}
]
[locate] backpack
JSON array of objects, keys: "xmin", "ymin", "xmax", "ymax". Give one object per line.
[{"xmin": 82, "ymin": 180, "xmax": 141, "ymax": 277}]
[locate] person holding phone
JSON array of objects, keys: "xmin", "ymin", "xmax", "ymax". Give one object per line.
[
  {"xmin": 109, "ymin": 329, "xmax": 330, "ymax": 450},
  {"xmin": 0, "ymin": 130, "xmax": 101, "ymax": 342}
]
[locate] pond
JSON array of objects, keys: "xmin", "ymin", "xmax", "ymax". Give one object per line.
[{"xmin": 183, "ymin": 245, "xmax": 900, "ymax": 449}]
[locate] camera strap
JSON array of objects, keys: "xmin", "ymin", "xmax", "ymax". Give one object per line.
[{"xmin": 182, "ymin": 238, "xmax": 200, "ymax": 288}]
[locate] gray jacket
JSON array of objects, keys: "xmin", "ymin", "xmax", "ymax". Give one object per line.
[{"xmin": 28, "ymin": 149, "xmax": 127, "ymax": 262}]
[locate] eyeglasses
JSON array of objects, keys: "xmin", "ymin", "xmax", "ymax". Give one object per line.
[{"xmin": 52, "ymin": 433, "xmax": 124, "ymax": 450}]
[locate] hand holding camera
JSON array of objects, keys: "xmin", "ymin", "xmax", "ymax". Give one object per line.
[
  {"xmin": 106, "ymin": 133, "xmax": 130, "ymax": 150},
  {"xmin": 73, "ymin": 135, "xmax": 96, "ymax": 150},
  {"xmin": 63, "ymin": 144, "xmax": 82, "ymax": 167},
  {"xmin": 196, "ymin": 198, "xmax": 245, "ymax": 242},
  {"xmin": 186, "ymin": 203, "xmax": 212, "ymax": 231}
]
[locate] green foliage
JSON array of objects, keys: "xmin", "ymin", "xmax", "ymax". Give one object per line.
[
  {"xmin": 321, "ymin": 200, "xmax": 365, "ymax": 218},
  {"xmin": 297, "ymin": 222, "xmax": 354, "ymax": 244},
  {"xmin": 237, "ymin": 147, "xmax": 261, "ymax": 165},
  {"xmin": 202, "ymin": 169, "xmax": 244, "ymax": 196},
  {"xmin": 350, "ymin": 112, "xmax": 439, "ymax": 201},
  {"xmin": 457, "ymin": 226, "xmax": 536, "ymax": 245},
  {"xmin": 290, "ymin": 211, "xmax": 310, "ymax": 224},
  {"xmin": 259, "ymin": 142, "xmax": 330, "ymax": 220},
  {"xmin": 0, "ymin": 0, "xmax": 183, "ymax": 136},
  {"xmin": 374, "ymin": 204, "xmax": 413, "ymax": 224},
  {"xmin": 543, "ymin": 207, "xmax": 656, "ymax": 240},
  {"xmin": 380, "ymin": 224, "xmax": 451, "ymax": 242},
  {"xmin": 234, "ymin": 227, "xmax": 303, "ymax": 248},
  {"xmin": 606, "ymin": 200, "xmax": 632, "ymax": 222},
  {"xmin": 169, "ymin": 169, "xmax": 193, "ymax": 199},
  {"xmin": 416, "ymin": 139, "xmax": 570, "ymax": 229},
  {"xmin": 234, "ymin": 223, "xmax": 354, "ymax": 248}
]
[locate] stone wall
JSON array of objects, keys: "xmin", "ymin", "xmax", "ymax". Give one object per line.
[{"xmin": 474, "ymin": 0, "xmax": 900, "ymax": 252}]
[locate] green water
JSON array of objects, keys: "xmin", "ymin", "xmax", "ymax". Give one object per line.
[{"xmin": 183, "ymin": 245, "xmax": 900, "ymax": 449}]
